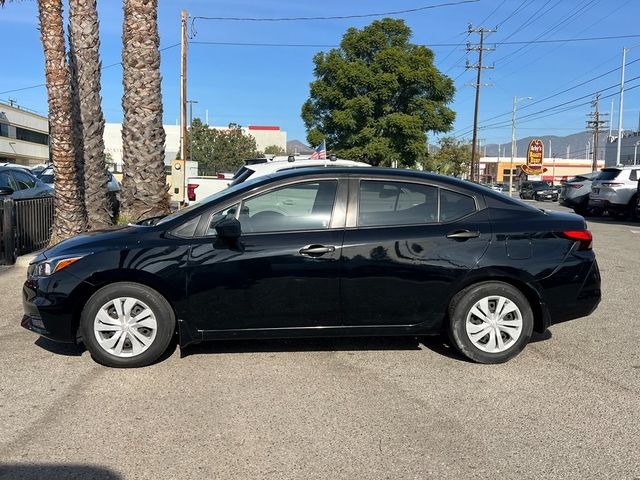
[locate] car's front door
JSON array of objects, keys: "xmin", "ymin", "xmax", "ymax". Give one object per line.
[
  {"xmin": 187, "ymin": 178, "xmax": 346, "ymax": 332},
  {"xmin": 341, "ymin": 178, "xmax": 491, "ymax": 328}
]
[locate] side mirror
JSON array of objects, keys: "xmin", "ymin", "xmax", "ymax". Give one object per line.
[
  {"xmin": 0, "ymin": 186, "xmax": 14, "ymax": 196},
  {"xmin": 215, "ymin": 217, "xmax": 241, "ymax": 240}
]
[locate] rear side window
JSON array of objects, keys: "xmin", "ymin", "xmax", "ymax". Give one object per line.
[
  {"xmin": 630, "ymin": 170, "xmax": 640, "ymax": 182},
  {"xmin": 596, "ymin": 169, "xmax": 621, "ymax": 181},
  {"xmin": 0, "ymin": 172, "xmax": 18, "ymax": 190},
  {"xmin": 12, "ymin": 170, "xmax": 36, "ymax": 190},
  {"xmin": 440, "ymin": 189, "xmax": 476, "ymax": 222},
  {"xmin": 358, "ymin": 181, "xmax": 438, "ymax": 227}
]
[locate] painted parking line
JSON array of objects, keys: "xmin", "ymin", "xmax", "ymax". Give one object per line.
[{"xmin": 631, "ymin": 230, "xmax": 640, "ymax": 234}]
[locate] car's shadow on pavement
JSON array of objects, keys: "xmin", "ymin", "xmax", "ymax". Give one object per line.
[
  {"xmin": 0, "ymin": 464, "xmax": 121, "ymax": 480},
  {"xmin": 585, "ymin": 216, "xmax": 639, "ymax": 227},
  {"xmin": 34, "ymin": 336, "xmax": 85, "ymax": 356},
  {"xmin": 181, "ymin": 330, "xmax": 553, "ymax": 362}
]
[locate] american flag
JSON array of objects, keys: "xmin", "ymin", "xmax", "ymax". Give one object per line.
[{"xmin": 310, "ymin": 141, "xmax": 326, "ymax": 160}]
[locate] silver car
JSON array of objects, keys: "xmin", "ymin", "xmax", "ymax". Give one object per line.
[
  {"xmin": 559, "ymin": 171, "xmax": 601, "ymax": 216},
  {"xmin": 589, "ymin": 166, "xmax": 640, "ymax": 219}
]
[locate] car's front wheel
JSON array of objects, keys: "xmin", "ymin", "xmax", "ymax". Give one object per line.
[
  {"xmin": 448, "ymin": 282, "xmax": 534, "ymax": 364},
  {"xmin": 80, "ymin": 282, "xmax": 175, "ymax": 368}
]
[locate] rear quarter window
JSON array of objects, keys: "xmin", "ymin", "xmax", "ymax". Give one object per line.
[{"xmin": 440, "ymin": 189, "xmax": 476, "ymax": 222}]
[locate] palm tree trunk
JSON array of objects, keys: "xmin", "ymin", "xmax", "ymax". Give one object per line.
[
  {"xmin": 38, "ymin": 0, "xmax": 87, "ymax": 242},
  {"xmin": 68, "ymin": 0, "xmax": 112, "ymax": 229},
  {"xmin": 120, "ymin": 0, "xmax": 169, "ymax": 222}
]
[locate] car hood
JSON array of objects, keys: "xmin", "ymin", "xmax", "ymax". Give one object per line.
[{"xmin": 39, "ymin": 224, "xmax": 147, "ymax": 260}]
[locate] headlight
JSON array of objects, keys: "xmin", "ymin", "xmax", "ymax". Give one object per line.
[{"xmin": 30, "ymin": 256, "xmax": 84, "ymax": 277}]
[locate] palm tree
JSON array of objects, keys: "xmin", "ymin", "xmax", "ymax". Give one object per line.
[
  {"xmin": 68, "ymin": 0, "xmax": 112, "ymax": 229},
  {"xmin": 39, "ymin": 0, "xmax": 88, "ymax": 241},
  {"xmin": 120, "ymin": 0, "xmax": 169, "ymax": 222}
]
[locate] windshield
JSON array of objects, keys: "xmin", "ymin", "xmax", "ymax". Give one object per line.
[{"xmin": 531, "ymin": 181, "xmax": 550, "ymax": 188}]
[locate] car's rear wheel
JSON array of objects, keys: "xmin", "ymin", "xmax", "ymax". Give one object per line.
[
  {"xmin": 80, "ymin": 282, "xmax": 175, "ymax": 368},
  {"xmin": 448, "ymin": 282, "xmax": 534, "ymax": 364}
]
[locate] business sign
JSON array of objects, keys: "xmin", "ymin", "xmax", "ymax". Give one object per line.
[{"xmin": 521, "ymin": 139, "xmax": 547, "ymax": 175}]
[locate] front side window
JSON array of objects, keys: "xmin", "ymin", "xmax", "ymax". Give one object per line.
[
  {"xmin": 239, "ymin": 181, "xmax": 337, "ymax": 233},
  {"xmin": 358, "ymin": 180, "xmax": 438, "ymax": 227},
  {"xmin": 12, "ymin": 170, "xmax": 36, "ymax": 190},
  {"xmin": 206, "ymin": 204, "xmax": 240, "ymax": 236}
]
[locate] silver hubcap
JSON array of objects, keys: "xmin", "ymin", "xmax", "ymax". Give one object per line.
[
  {"xmin": 93, "ymin": 297, "xmax": 157, "ymax": 358},
  {"xmin": 465, "ymin": 295, "xmax": 523, "ymax": 353}
]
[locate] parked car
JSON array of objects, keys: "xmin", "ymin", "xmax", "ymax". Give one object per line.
[
  {"xmin": 37, "ymin": 165, "xmax": 120, "ymax": 216},
  {"xmin": 589, "ymin": 165, "xmax": 640, "ymax": 219},
  {"xmin": 519, "ymin": 180, "xmax": 559, "ymax": 201},
  {"xmin": 0, "ymin": 164, "xmax": 53, "ymax": 200},
  {"xmin": 229, "ymin": 156, "xmax": 370, "ymax": 187},
  {"xmin": 559, "ymin": 172, "xmax": 602, "ymax": 216},
  {"xmin": 22, "ymin": 168, "xmax": 601, "ymax": 368},
  {"xmin": 489, "ymin": 183, "xmax": 509, "ymax": 194}
]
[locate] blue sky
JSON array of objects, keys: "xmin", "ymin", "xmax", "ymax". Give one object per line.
[{"xmin": 2, "ymin": 0, "xmax": 640, "ymax": 147}]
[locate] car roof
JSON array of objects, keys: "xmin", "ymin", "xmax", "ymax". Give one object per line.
[{"xmin": 247, "ymin": 159, "xmax": 370, "ymax": 176}]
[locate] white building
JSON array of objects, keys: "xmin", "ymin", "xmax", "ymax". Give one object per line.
[
  {"xmin": 0, "ymin": 101, "xmax": 49, "ymax": 166},
  {"xmin": 103, "ymin": 123, "xmax": 287, "ymax": 173}
]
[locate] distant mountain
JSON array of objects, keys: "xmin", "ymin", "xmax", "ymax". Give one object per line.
[
  {"xmin": 287, "ymin": 139, "xmax": 313, "ymax": 155},
  {"xmin": 482, "ymin": 131, "xmax": 607, "ymax": 158}
]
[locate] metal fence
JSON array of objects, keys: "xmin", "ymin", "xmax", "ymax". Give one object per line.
[{"xmin": 0, "ymin": 197, "xmax": 54, "ymax": 265}]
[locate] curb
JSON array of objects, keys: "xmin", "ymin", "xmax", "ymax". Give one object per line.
[{"xmin": 14, "ymin": 251, "xmax": 43, "ymax": 268}]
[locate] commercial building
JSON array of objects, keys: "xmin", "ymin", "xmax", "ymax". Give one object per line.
[
  {"xmin": 604, "ymin": 131, "xmax": 640, "ymax": 167},
  {"xmin": 103, "ymin": 123, "xmax": 287, "ymax": 173},
  {"xmin": 478, "ymin": 156, "xmax": 604, "ymax": 184},
  {"xmin": 0, "ymin": 101, "xmax": 49, "ymax": 166}
]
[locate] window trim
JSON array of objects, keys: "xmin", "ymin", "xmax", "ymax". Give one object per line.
[{"xmin": 349, "ymin": 177, "xmax": 479, "ymax": 229}]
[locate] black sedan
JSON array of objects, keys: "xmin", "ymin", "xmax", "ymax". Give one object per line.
[
  {"xmin": 0, "ymin": 164, "xmax": 53, "ymax": 199},
  {"xmin": 520, "ymin": 180, "xmax": 560, "ymax": 201},
  {"xmin": 22, "ymin": 168, "xmax": 601, "ymax": 367}
]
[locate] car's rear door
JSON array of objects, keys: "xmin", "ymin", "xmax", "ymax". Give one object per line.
[
  {"xmin": 186, "ymin": 176, "xmax": 347, "ymax": 332},
  {"xmin": 340, "ymin": 177, "xmax": 491, "ymax": 328}
]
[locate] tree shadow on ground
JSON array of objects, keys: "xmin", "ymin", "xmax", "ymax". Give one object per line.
[{"xmin": 0, "ymin": 464, "xmax": 121, "ymax": 480}]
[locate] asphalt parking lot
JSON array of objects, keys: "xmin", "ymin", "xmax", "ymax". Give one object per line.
[{"xmin": 0, "ymin": 201, "xmax": 639, "ymax": 480}]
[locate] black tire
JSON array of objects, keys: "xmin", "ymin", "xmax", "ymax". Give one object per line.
[
  {"xmin": 629, "ymin": 195, "xmax": 639, "ymax": 221},
  {"xmin": 80, "ymin": 282, "xmax": 175, "ymax": 368},
  {"xmin": 533, "ymin": 194, "xmax": 539, "ymax": 202},
  {"xmin": 448, "ymin": 281, "xmax": 534, "ymax": 364}
]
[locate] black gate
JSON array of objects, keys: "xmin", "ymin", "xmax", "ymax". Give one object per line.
[{"xmin": 0, "ymin": 197, "xmax": 54, "ymax": 265}]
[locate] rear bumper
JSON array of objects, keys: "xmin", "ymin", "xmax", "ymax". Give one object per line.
[
  {"xmin": 543, "ymin": 257, "xmax": 601, "ymax": 327},
  {"xmin": 559, "ymin": 194, "xmax": 587, "ymax": 208},
  {"xmin": 588, "ymin": 198, "xmax": 626, "ymax": 213}
]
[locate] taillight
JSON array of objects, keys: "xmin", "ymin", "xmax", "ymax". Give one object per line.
[
  {"xmin": 561, "ymin": 230, "xmax": 593, "ymax": 251},
  {"xmin": 187, "ymin": 183, "xmax": 198, "ymax": 202},
  {"xmin": 601, "ymin": 182, "xmax": 624, "ymax": 187},
  {"xmin": 570, "ymin": 184, "xmax": 583, "ymax": 189}
]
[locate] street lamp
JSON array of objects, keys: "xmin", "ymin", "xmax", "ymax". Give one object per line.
[
  {"xmin": 509, "ymin": 96, "xmax": 533, "ymax": 196},
  {"xmin": 615, "ymin": 45, "xmax": 640, "ymax": 166},
  {"xmin": 634, "ymin": 140, "xmax": 640, "ymax": 165}
]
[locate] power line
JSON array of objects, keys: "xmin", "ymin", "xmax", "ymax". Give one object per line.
[
  {"xmin": 190, "ymin": 0, "xmax": 479, "ymax": 23},
  {"xmin": 0, "ymin": 43, "xmax": 181, "ymax": 97},
  {"xmin": 452, "ymin": 57, "xmax": 640, "ymax": 135}
]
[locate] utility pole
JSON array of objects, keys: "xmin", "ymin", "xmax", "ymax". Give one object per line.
[
  {"xmin": 171, "ymin": 9, "xmax": 189, "ymax": 205},
  {"xmin": 586, "ymin": 93, "xmax": 609, "ymax": 172},
  {"xmin": 466, "ymin": 25, "xmax": 496, "ymax": 183},
  {"xmin": 616, "ymin": 47, "xmax": 627, "ymax": 166}
]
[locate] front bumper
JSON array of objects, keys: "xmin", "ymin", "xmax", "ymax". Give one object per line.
[{"xmin": 21, "ymin": 272, "xmax": 89, "ymax": 344}]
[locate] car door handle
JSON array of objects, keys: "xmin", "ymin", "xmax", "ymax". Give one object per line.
[
  {"xmin": 299, "ymin": 245, "xmax": 336, "ymax": 256},
  {"xmin": 446, "ymin": 230, "xmax": 481, "ymax": 240}
]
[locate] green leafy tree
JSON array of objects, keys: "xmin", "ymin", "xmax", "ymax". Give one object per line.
[
  {"xmin": 263, "ymin": 144, "xmax": 285, "ymax": 155},
  {"xmin": 428, "ymin": 137, "xmax": 471, "ymax": 177},
  {"xmin": 190, "ymin": 119, "xmax": 259, "ymax": 174},
  {"xmin": 302, "ymin": 18, "xmax": 455, "ymax": 168}
]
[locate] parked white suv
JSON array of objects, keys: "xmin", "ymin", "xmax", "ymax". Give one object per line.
[
  {"xmin": 229, "ymin": 156, "xmax": 370, "ymax": 187},
  {"xmin": 589, "ymin": 165, "xmax": 640, "ymax": 219}
]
